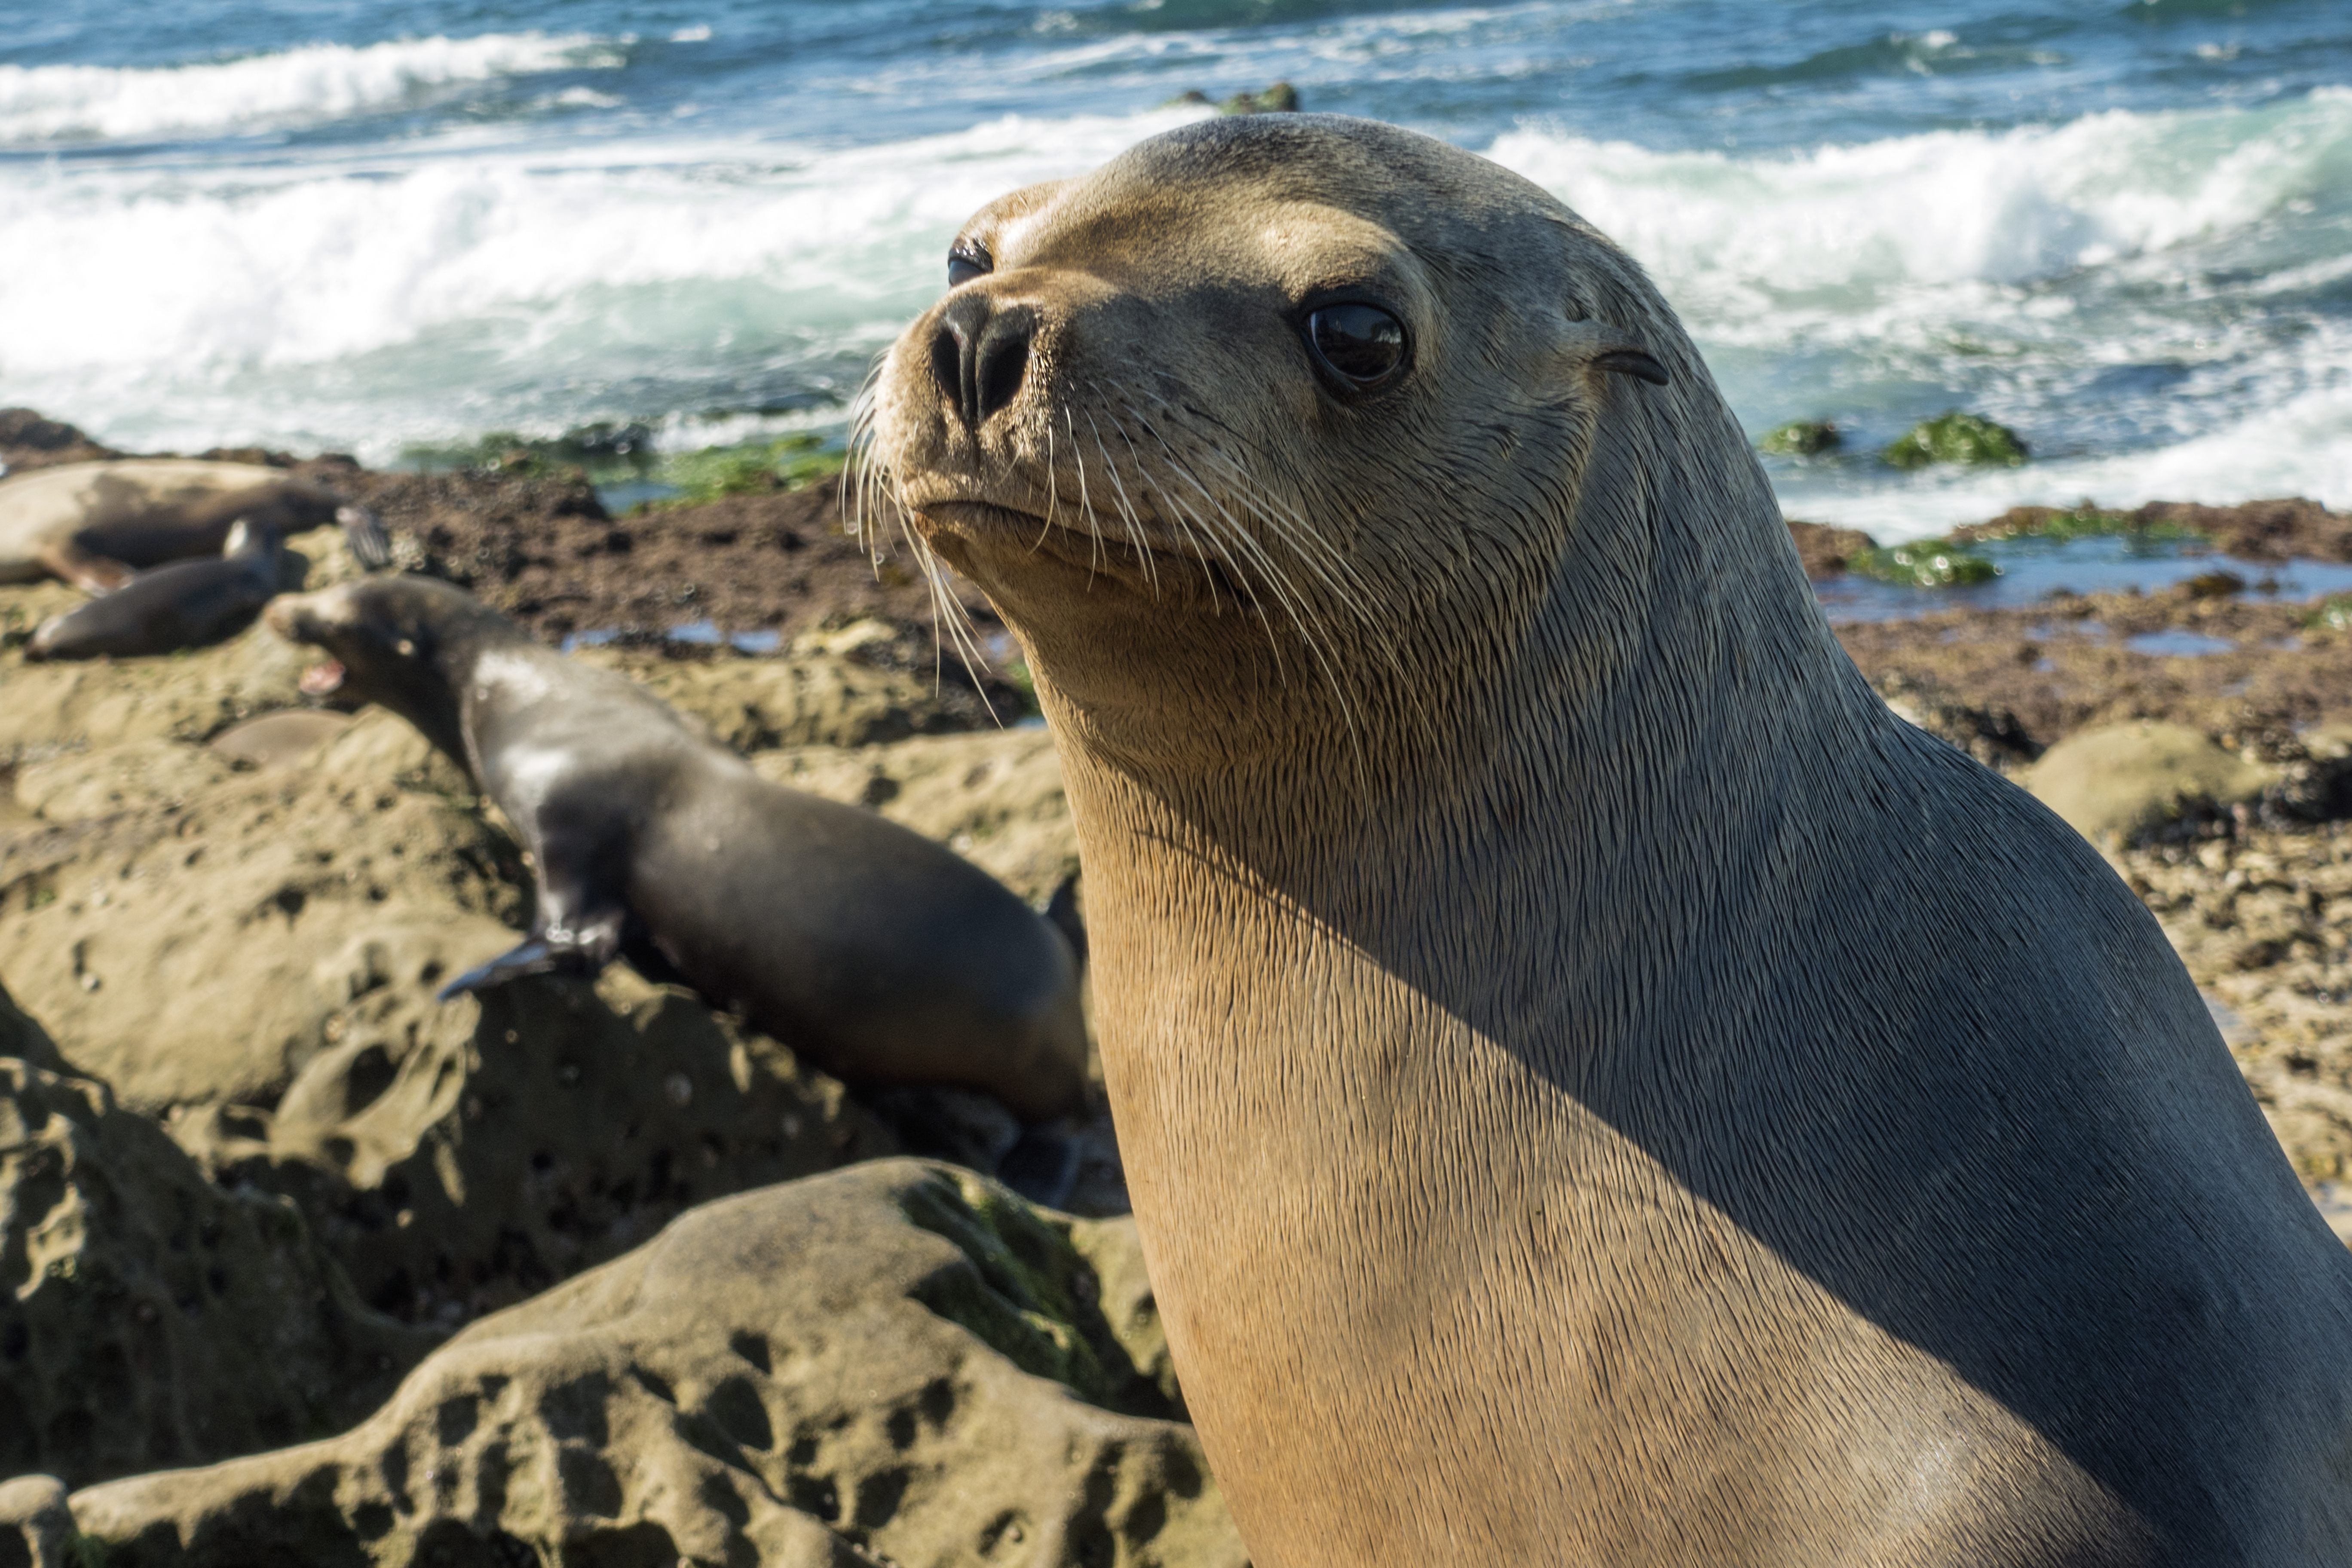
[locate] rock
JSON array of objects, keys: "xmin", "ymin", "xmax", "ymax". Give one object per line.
[
  {"xmin": 752, "ymin": 729, "xmax": 1078, "ymax": 902},
  {"xmin": 13, "ymin": 738, "xmax": 233, "ymax": 822},
  {"xmin": 0, "ymin": 972, "xmax": 68, "ymax": 1075},
  {"xmin": 1169, "ymin": 83, "xmax": 1301, "ymax": 115},
  {"xmin": 1847, "ymin": 537, "xmax": 1999, "ymax": 587},
  {"xmin": 1872, "ymin": 672, "xmax": 2041, "ymax": 772},
  {"xmin": 1758, "ymin": 420, "xmax": 1841, "ymax": 457},
  {"xmin": 68, "ymin": 1161, "xmax": 1246, "ymax": 1568},
  {"xmin": 0, "ymin": 616, "xmax": 315, "ymax": 764},
  {"xmin": 2021, "ymin": 720, "xmax": 2277, "ymax": 847},
  {"xmin": 0, "ymin": 1011, "xmax": 439, "ymax": 1488},
  {"xmin": 308, "ymin": 705, "xmax": 475, "ymax": 797},
  {"xmin": 187, "ymin": 965, "xmax": 897, "ymax": 1327},
  {"xmin": 585, "ymin": 649, "xmax": 966, "ymax": 753},
  {"xmin": 1880, "ymin": 411, "xmax": 2027, "ymax": 470},
  {"xmin": 0, "ymin": 750, "xmax": 526, "ymax": 1112},
  {"xmin": 0, "ymin": 1474, "xmax": 73, "ymax": 1568},
  {"xmin": 207, "ymin": 710, "xmax": 353, "ymax": 770},
  {"xmin": 0, "ymin": 408, "xmax": 122, "ymax": 474},
  {"xmin": 1784, "ymin": 520, "xmax": 1876, "ymax": 582}
]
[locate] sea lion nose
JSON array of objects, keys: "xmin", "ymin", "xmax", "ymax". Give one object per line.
[{"xmin": 931, "ymin": 292, "xmax": 1033, "ymax": 429}]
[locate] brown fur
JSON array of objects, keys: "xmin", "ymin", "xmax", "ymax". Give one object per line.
[
  {"xmin": 0, "ymin": 458, "xmax": 380, "ymax": 591},
  {"xmin": 866, "ymin": 115, "xmax": 2352, "ymax": 1565}
]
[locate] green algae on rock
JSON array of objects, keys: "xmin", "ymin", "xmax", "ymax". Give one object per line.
[
  {"xmin": 66, "ymin": 1161, "xmax": 1246, "ymax": 1568},
  {"xmin": 1880, "ymin": 411, "xmax": 2028, "ymax": 469},
  {"xmin": 1848, "ymin": 538, "xmax": 2000, "ymax": 588},
  {"xmin": 1758, "ymin": 419, "xmax": 1842, "ymax": 456}
]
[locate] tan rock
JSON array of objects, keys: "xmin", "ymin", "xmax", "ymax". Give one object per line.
[
  {"xmin": 578, "ymin": 647, "xmax": 962, "ymax": 753},
  {"xmin": 68, "ymin": 1161, "xmax": 1246, "ymax": 1568},
  {"xmin": 13, "ymin": 738, "xmax": 234, "ymax": 822},
  {"xmin": 754, "ymin": 728, "xmax": 1078, "ymax": 902},
  {"xmin": 0, "ymin": 1474, "xmax": 73, "ymax": 1568},
  {"xmin": 0, "ymin": 985, "xmax": 438, "ymax": 1488},
  {"xmin": 2021, "ymin": 720, "xmax": 2276, "ymax": 846},
  {"xmin": 192, "ymin": 963, "xmax": 897, "ymax": 1328},
  {"xmin": 207, "ymin": 710, "xmax": 352, "ymax": 770},
  {"xmin": 0, "ymin": 759, "xmax": 525, "ymax": 1112}
]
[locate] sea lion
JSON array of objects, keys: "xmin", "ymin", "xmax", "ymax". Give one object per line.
[
  {"xmin": 864, "ymin": 115, "xmax": 2352, "ymax": 1563},
  {"xmin": 263, "ymin": 575, "xmax": 1090, "ymax": 1123},
  {"xmin": 25, "ymin": 518, "xmax": 282, "ymax": 660},
  {"xmin": 0, "ymin": 457, "xmax": 387, "ymax": 591}
]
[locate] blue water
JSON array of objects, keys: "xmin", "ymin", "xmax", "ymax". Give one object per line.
[
  {"xmin": 1815, "ymin": 533, "xmax": 2352, "ymax": 621},
  {"xmin": 4, "ymin": 1, "xmax": 2349, "ymax": 540}
]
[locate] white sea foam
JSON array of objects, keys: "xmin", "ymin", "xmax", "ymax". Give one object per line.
[
  {"xmin": 1488, "ymin": 86, "xmax": 2352, "ymax": 297},
  {"xmin": 0, "ymin": 32, "xmax": 623, "ymax": 144},
  {"xmin": 1, "ymin": 83, "xmax": 2344, "ymax": 511}
]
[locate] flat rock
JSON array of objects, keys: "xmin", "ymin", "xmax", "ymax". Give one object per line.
[
  {"xmin": 208, "ymin": 710, "xmax": 352, "ymax": 769},
  {"xmin": 753, "ymin": 729, "xmax": 1077, "ymax": 903},
  {"xmin": 2021, "ymin": 720, "xmax": 2277, "ymax": 847},
  {"xmin": 583, "ymin": 647, "xmax": 972, "ymax": 754},
  {"xmin": 1, "ymin": 982, "xmax": 439, "ymax": 1488},
  {"xmin": 0, "ymin": 753, "xmax": 526, "ymax": 1112},
  {"xmin": 14, "ymin": 738, "xmax": 235, "ymax": 822},
  {"xmin": 67, "ymin": 1160, "xmax": 1246, "ymax": 1568},
  {"xmin": 0, "ymin": 1474, "xmax": 73, "ymax": 1568}
]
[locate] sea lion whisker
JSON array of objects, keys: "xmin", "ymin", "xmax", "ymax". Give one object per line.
[
  {"xmin": 1123, "ymin": 382, "xmax": 1389, "ymax": 623},
  {"xmin": 1121, "ymin": 415, "xmax": 1229, "ymax": 615},
  {"xmin": 1139, "ymin": 427, "xmax": 1374, "ymax": 752},
  {"xmin": 1115, "ymin": 385, "xmax": 1425, "ymax": 738},
  {"xmin": 1079, "ymin": 380, "xmax": 1168, "ymax": 591},
  {"xmin": 1083, "ymin": 394, "xmax": 1164, "ymax": 595},
  {"xmin": 1062, "ymin": 405, "xmax": 1108, "ymax": 586}
]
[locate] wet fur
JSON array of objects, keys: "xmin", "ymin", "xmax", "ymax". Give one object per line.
[
  {"xmin": 0, "ymin": 459, "xmax": 384, "ymax": 592},
  {"xmin": 264, "ymin": 576, "xmax": 1090, "ymax": 1122},
  {"xmin": 27, "ymin": 519, "xmax": 282, "ymax": 660},
  {"xmin": 867, "ymin": 115, "xmax": 2352, "ymax": 1564}
]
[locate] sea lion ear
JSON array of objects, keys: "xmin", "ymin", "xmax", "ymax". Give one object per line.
[
  {"xmin": 1559, "ymin": 318, "xmax": 1672, "ymax": 388},
  {"xmin": 1592, "ymin": 348, "xmax": 1670, "ymax": 387}
]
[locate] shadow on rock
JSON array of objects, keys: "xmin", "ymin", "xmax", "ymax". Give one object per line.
[
  {"xmin": 68, "ymin": 1161, "xmax": 1246, "ymax": 1568},
  {"xmin": 0, "ymin": 982, "xmax": 438, "ymax": 1490},
  {"xmin": 182, "ymin": 965, "xmax": 900, "ymax": 1329}
]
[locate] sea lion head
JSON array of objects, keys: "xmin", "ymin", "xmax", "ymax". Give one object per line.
[
  {"xmin": 865, "ymin": 113, "xmax": 1805, "ymax": 772},
  {"xmin": 265, "ymin": 575, "xmax": 518, "ymax": 758}
]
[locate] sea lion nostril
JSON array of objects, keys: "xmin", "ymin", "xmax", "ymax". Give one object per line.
[
  {"xmin": 930, "ymin": 320, "xmax": 967, "ymax": 426},
  {"xmin": 931, "ymin": 292, "xmax": 1032, "ymax": 428},
  {"xmin": 973, "ymin": 313, "xmax": 1032, "ymax": 423}
]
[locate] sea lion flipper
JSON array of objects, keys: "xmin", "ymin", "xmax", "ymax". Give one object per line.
[
  {"xmin": 39, "ymin": 536, "xmax": 135, "ymax": 594},
  {"xmin": 336, "ymin": 505, "xmax": 391, "ymax": 570},
  {"xmin": 1041, "ymin": 871, "xmax": 1088, "ymax": 972},
  {"xmin": 438, "ymin": 921, "xmax": 619, "ymax": 1000}
]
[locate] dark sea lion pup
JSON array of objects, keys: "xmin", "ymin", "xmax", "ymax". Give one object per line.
[
  {"xmin": 26, "ymin": 517, "xmax": 282, "ymax": 660},
  {"xmin": 867, "ymin": 114, "xmax": 2352, "ymax": 1563},
  {"xmin": 265, "ymin": 575, "xmax": 1089, "ymax": 1123},
  {"xmin": 0, "ymin": 457, "xmax": 386, "ymax": 591}
]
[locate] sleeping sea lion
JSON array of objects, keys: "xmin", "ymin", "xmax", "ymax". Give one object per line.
[
  {"xmin": 26, "ymin": 518, "xmax": 282, "ymax": 661},
  {"xmin": 0, "ymin": 458, "xmax": 386, "ymax": 591},
  {"xmin": 863, "ymin": 114, "xmax": 2352, "ymax": 1563},
  {"xmin": 264, "ymin": 575, "xmax": 1090, "ymax": 1123}
]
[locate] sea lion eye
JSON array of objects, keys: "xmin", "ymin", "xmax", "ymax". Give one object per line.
[
  {"xmin": 947, "ymin": 242, "xmax": 993, "ymax": 289},
  {"xmin": 1305, "ymin": 303, "xmax": 1406, "ymax": 389}
]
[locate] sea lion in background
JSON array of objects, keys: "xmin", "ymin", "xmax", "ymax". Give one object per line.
[
  {"xmin": 264, "ymin": 575, "xmax": 1090, "ymax": 1124},
  {"xmin": 866, "ymin": 115, "xmax": 2352, "ymax": 1563},
  {"xmin": 25, "ymin": 518, "xmax": 282, "ymax": 660},
  {"xmin": 0, "ymin": 457, "xmax": 387, "ymax": 591}
]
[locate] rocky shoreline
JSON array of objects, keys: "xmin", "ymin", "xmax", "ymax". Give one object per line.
[{"xmin": 6, "ymin": 408, "xmax": 2352, "ymax": 1563}]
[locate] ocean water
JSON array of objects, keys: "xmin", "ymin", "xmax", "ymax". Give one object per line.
[{"xmin": 3, "ymin": 0, "xmax": 2348, "ymax": 541}]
